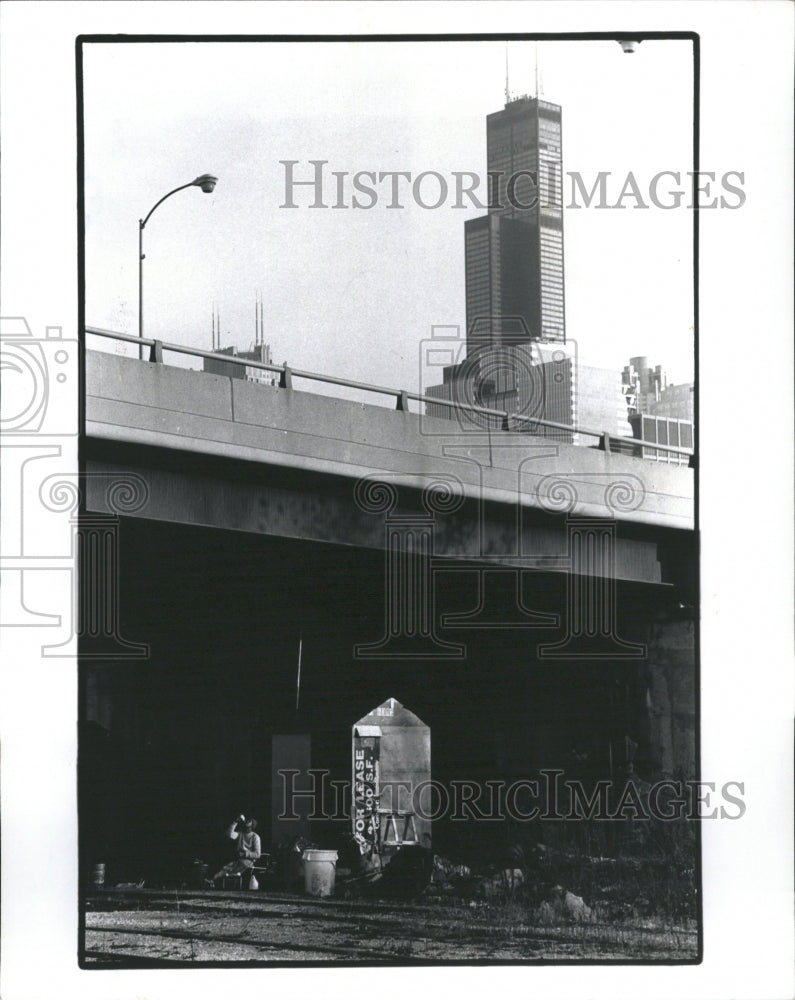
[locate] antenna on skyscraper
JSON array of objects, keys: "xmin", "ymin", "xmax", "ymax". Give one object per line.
[
  {"xmin": 505, "ymin": 43, "xmax": 511, "ymax": 103},
  {"xmin": 534, "ymin": 41, "xmax": 540, "ymax": 98},
  {"xmin": 211, "ymin": 303, "xmax": 222, "ymax": 350}
]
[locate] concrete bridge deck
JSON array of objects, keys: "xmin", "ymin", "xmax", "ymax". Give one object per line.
[{"xmin": 85, "ymin": 351, "xmax": 694, "ymax": 534}]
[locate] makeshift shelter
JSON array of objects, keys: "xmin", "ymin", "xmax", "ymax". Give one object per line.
[{"xmin": 352, "ymin": 698, "xmax": 431, "ymax": 861}]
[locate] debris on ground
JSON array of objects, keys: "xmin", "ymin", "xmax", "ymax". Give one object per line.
[
  {"xmin": 501, "ymin": 843, "xmax": 526, "ymax": 869},
  {"xmin": 430, "ymin": 854, "xmax": 471, "ymax": 885},
  {"xmin": 373, "ymin": 845, "xmax": 434, "ymax": 898},
  {"xmin": 83, "ymin": 887, "xmax": 698, "ymax": 962},
  {"xmin": 536, "ymin": 885, "xmax": 593, "ymax": 923},
  {"xmin": 337, "ymin": 855, "xmax": 383, "ymax": 896},
  {"xmin": 475, "ymin": 868, "xmax": 525, "ymax": 898}
]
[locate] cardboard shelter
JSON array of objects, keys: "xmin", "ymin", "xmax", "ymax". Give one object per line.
[{"xmin": 352, "ymin": 698, "xmax": 431, "ymax": 860}]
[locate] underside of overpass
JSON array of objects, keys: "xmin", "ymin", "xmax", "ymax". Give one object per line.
[{"xmin": 80, "ymin": 505, "xmax": 695, "ymax": 882}]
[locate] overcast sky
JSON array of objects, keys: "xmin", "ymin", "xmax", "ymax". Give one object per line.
[{"xmin": 83, "ymin": 38, "xmax": 695, "ymax": 392}]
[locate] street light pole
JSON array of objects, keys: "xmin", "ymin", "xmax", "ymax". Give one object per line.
[
  {"xmin": 137, "ymin": 174, "xmax": 218, "ymax": 360},
  {"xmin": 138, "ymin": 217, "xmax": 145, "ymax": 356}
]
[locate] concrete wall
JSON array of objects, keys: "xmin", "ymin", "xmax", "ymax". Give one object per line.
[{"xmin": 644, "ymin": 616, "xmax": 697, "ymax": 778}]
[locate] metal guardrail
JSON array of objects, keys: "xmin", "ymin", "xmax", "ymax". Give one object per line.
[{"xmin": 85, "ymin": 326, "xmax": 695, "ymax": 462}]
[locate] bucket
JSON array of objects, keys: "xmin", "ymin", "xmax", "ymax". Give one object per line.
[
  {"xmin": 302, "ymin": 849, "xmax": 338, "ymax": 897},
  {"xmin": 91, "ymin": 863, "xmax": 105, "ymax": 889}
]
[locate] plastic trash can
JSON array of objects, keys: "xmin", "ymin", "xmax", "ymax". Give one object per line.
[{"xmin": 302, "ymin": 849, "xmax": 338, "ymax": 897}]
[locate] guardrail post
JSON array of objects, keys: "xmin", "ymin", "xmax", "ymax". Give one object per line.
[
  {"xmin": 598, "ymin": 433, "xmax": 612, "ymax": 453},
  {"xmin": 279, "ymin": 366, "xmax": 292, "ymax": 389},
  {"xmin": 148, "ymin": 340, "xmax": 163, "ymax": 364},
  {"xmin": 396, "ymin": 390, "xmax": 409, "ymax": 412}
]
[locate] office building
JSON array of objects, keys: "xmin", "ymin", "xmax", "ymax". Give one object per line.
[
  {"xmin": 204, "ymin": 342, "xmax": 277, "ymax": 385},
  {"xmin": 629, "ymin": 414, "xmax": 693, "ymax": 466},
  {"xmin": 465, "ymin": 96, "xmax": 565, "ymax": 351},
  {"xmin": 622, "ymin": 356, "xmax": 694, "ymax": 423},
  {"xmin": 647, "ymin": 382, "xmax": 695, "ymax": 422},
  {"xmin": 427, "ymin": 95, "xmax": 568, "ymax": 435},
  {"xmin": 574, "ymin": 363, "xmax": 634, "ymax": 446},
  {"xmin": 426, "ymin": 341, "xmax": 574, "ymax": 441}
]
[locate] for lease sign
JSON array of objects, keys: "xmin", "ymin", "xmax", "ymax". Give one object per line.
[{"xmin": 353, "ymin": 737, "xmax": 380, "ymax": 854}]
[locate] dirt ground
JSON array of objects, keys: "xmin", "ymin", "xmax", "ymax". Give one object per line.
[{"xmin": 83, "ymin": 888, "xmax": 699, "ymax": 964}]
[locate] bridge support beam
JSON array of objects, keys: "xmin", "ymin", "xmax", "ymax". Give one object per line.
[
  {"xmin": 82, "ymin": 449, "xmax": 672, "ymax": 588},
  {"xmin": 642, "ymin": 612, "xmax": 697, "ymax": 779}
]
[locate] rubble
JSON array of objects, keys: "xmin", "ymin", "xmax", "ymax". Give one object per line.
[
  {"xmin": 536, "ymin": 885, "xmax": 593, "ymax": 923},
  {"xmin": 374, "ymin": 845, "xmax": 434, "ymax": 898},
  {"xmin": 430, "ymin": 854, "xmax": 471, "ymax": 884},
  {"xmin": 475, "ymin": 868, "xmax": 525, "ymax": 898}
]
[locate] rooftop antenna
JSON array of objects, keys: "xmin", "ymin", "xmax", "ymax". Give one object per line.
[
  {"xmin": 539, "ymin": 45, "xmax": 545, "ymax": 97},
  {"xmin": 505, "ymin": 43, "xmax": 510, "ymax": 103},
  {"xmin": 212, "ymin": 304, "xmax": 221, "ymax": 350},
  {"xmin": 534, "ymin": 41, "xmax": 540, "ymax": 98}
]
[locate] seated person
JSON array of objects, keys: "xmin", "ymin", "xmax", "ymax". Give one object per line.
[{"xmin": 213, "ymin": 814, "xmax": 261, "ymax": 886}]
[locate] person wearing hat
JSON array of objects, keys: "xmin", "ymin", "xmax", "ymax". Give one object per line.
[{"xmin": 213, "ymin": 814, "xmax": 261, "ymax": 887}]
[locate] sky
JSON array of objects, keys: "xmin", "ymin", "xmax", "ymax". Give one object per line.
[{"xmin": 83, "ymin": 38, "xmax": 695, "ymax": 394}]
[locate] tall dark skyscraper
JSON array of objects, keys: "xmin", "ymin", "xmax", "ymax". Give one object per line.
[
  {"xmin": 426, "ymin": 94, "xmax": 570, "ymax": 438},
  {"xmin": 465, "ymin": 95, "xmax": 565, "ymax": 350},
  {"xmin": 426, "ymin": 94, "xmax": 644, "ymax": 450}
]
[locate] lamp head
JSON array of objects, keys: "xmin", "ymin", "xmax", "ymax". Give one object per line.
[
  {"xmin": 618, "ymin": 40, "xmax": 641, "ymax": 54},
  {"xmin": 193, "ymin": 174, "xmax": 218, "ymax": 193}
]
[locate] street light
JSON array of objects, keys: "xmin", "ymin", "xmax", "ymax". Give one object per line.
[{"xmin": 138, "ymin": 174, "xmax": 218, "ymax": 359}]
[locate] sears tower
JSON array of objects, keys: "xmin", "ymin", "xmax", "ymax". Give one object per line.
[
  {"xmin": 466, "ymin": 95, "xmax": 565, "ymax": 349},
  {"xmin": 426, "ymin": 94, "xmax": 570, "ymax": 435}
]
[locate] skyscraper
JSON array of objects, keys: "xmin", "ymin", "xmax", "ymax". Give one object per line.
[
  {"xmin": 426, "ymin": 94, "xmax": 569, "ymax": 437},
  {"xmin": 465, "ymin": 95, "xmax": 565, "ymax": 351},
  {"xmin": 621, "ymin": 356, "xmax": 694, "ymax": 464},
  {"xmin": 622, "ymin": 356, "xmax": 695, "ymax": 422},
  {"xmin": 204, "ymin": 342, "xmax": 277, "ymax": 385}
]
